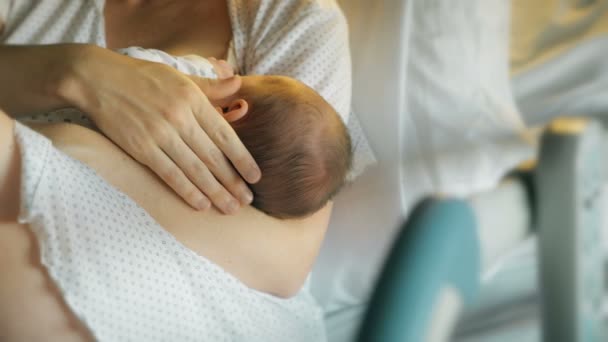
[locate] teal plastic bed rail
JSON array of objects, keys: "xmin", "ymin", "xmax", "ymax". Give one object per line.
[{"xmin": 358, "ymin": 198, "xmax": 480, "ymax": 341}]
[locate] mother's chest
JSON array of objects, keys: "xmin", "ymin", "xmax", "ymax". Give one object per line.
[{"xmin": 103, "ymin": 0, "xmax": 232, "ymax": 58}]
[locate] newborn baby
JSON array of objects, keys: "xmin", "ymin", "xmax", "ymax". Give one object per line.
[{"xmin": 43, "ymin": 47, "xmax": 353, "ymax": 219}]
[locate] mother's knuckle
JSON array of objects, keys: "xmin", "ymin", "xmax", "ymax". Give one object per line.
[
  {"xmin": 204, "ymin": 147, "xmax": 224, "ymax": 169},
  {"xmin": 160, "ymin": 165, "xmax": 181, "ymax": 184},
  {"xmin": 124, "ymin": 134, "xmax": 149, "ymax": 158},
  {"xmin": 225, "ymin": 176, "xmax": 244, "ymax": 189},
  {"xmin": 162, "ymin": 107, "xmax": 188, "ymax": 128},
  {"xmin": 213, "ymin": 127, "xmax": 233, "ymax": 146},
  {"xmin": 206, "ymin": 186, "xmax": 225, "ymax": 201},
  {"xmin": 159, "ymin": 98, "xmax": 182, "ymax": 118},
  {"xmin": 176, "ymin": 81, "xmax": 199, "ymax": 102},
  {"xmin": 189, "ymin": 160, "xmax": 207, "ymax": 176},
  {"xmin": 146, "ymin": 121, "xmax": 170, "ymax": 144}
]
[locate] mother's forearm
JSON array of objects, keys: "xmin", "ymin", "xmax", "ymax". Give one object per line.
[{"xmin": 0, "ymin": 44, "xmax": 91, "ymax": 117}]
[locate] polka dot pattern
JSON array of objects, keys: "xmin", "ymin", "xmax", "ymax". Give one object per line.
[
  {"xmin": 14, "ymin": 122, "xmax": 327, "ymax": 341},
  {"xmin": 1, "ymin": 0, "xmax": 104, "ymax": 45},
  {"xmin": 228, "ymin": 0, "xmax": 352, "ymax": 123}
]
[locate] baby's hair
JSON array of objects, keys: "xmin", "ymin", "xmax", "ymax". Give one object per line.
[{"xmin": 231, "ymin": 76, "xmax": 352, "ymax": 219}]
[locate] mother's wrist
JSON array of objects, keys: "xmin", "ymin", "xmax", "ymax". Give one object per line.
[{"xmin": 52, "ymin": 44, "xmax": 103, "ymax": 118}]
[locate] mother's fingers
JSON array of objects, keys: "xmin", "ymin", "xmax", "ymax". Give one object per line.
[
  {"xmin": 162, "ymin": 129, "xmax": 243, "ymax": 214},
  {"xmin": 193, "ymin": 103, "xmax": 261, "ymax": 184},
  {"xmin": 189, "ymin": 82, "xmax": 261, "ymax": 185},
  {"xmin": 144, "ymin": 145, "xmax": 210, "ymax": 211},
  {"xmin": 181, "ymin": 123, "xmax": 254, "ymax": 206}
]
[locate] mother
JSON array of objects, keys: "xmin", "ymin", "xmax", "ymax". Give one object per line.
[
  {"xmin": 0, "ymin": 0, "xmax": 351, "ymax": 340},
  {"xmin": 0, "ymin": 0, "xmax": 351, "ymax": 213}
]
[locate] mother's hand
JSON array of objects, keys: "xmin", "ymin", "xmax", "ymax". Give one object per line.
[{"xmin": 61, "ymin": 46, "xmax": 260, "ymax": 213}]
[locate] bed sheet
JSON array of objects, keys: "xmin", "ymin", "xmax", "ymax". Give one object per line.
[
  {"xmin": 320, "ymin": 1, "xmax": 608, "ymax": 340},
  {"xmin": 316, "ymin": 0, "xmax": 531, "ymax": 340}
]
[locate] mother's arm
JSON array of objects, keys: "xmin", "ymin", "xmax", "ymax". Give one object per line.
[
  {"xmin": 31, "ymin": 121, "xmax": 332, "ymax": 298},
  {"xmin": 0, "ymin": 43, "xmax": 259, "ymax": 214}
]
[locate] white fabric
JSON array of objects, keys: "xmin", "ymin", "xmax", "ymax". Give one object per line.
[
  {"xmin": 118, "ymin": 47, "xmax": 219, "ymax": 79},
  {"xmin": 14, "ymin": 121, "xmax": 326, "ymax": 341},
  {"xmin": 0, "ymin": 0, "xmax": 104, "ymax": 45},
  {"xmin": 312, "ymin": 0, "xmax": 535, "ymax": 340},
  {"xmin": 402, "ymin": 0, "xmax": 532, "ymax": 196},
  {"xmin": 510, "ymin": 0, "xmax": 608, "ymax": 73},
  {"xmin": 227, "ymin": 0, "xmax": 351, "ymax": 122},
  {"xmin": 513, "ymin": 36, "xmax": 608, "ymax": 126}
]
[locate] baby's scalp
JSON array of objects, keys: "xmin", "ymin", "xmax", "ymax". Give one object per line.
[
  {"xmin": 229, "ymin": 75, "xmax": 352, "ymax": 218},
  {"xmin": 237, "ymin": 75, "xmax": 339, "ymax": 121}
]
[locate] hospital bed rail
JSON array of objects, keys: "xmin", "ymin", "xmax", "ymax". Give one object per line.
[{"xmin": 356, "ymin": 118, "xmax": 605, "ymax": 342}]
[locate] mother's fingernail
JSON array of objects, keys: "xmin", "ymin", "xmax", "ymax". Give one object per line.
[
  {"xmin": 224, "ymin": 198, "xmax": 240, "ymax": 214},
  {"xmin": 196, "ymin": 197, "xmax": 210, "ymax": 211},
  {"xmin": 246, "ymin": 166, "xmax": 261, "ymax": 183},
  {"xmin": 240, "ymin": 188, "xmax": 253, "ymax": 204}
]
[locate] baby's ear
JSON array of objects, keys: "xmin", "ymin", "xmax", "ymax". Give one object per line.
[{"xmin": 221, "ymin": 99, "xmax": 249, "ymax": 123}]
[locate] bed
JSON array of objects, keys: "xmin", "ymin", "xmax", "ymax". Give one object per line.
[{"xmin": 310, "ymin": 0, "xmax": 608, "ymax": 340}]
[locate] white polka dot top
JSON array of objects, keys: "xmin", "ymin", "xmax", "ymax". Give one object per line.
[{"xmin": 14, "ymin": 121, "xmax": 327, "ymax": 341}]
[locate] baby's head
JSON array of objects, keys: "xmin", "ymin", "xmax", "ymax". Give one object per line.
[{"xmin": 221, "ymin": 75, "xmax": 352, "ymax": 219}]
